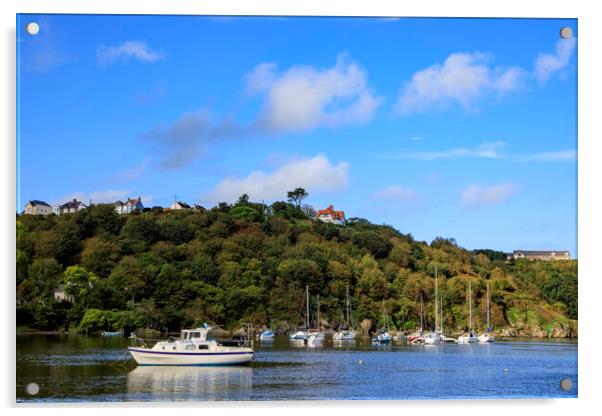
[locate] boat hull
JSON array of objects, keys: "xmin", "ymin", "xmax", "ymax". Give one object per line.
[{"xmin": 128, "ymin": 347, "xmax": 253, "ymax": 366}]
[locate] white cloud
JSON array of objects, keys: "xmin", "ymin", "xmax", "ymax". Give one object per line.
[
  {"xmin": 534, "ymin": 37, "xmax": 576, "ymax": 82},
  {"xmin": 246, "ymin": 54, "xmax": 382, "ymax": 132},
  {"xmin": 204, "ymin": 154, "xmax": 349, "ymax": 203},
  {"xmin": 373, "ymin": 185, "xmax": 417, "ymax": 203},
  {"xmin": 518, "ymin": 150, "xmax": 576, "ymax": 162},
  {"xmin": 389, "ymin": 141, "xmax": 507, "ymax": 160},
  {"xmin": 395, "ymin": 52, "xmax": 523, "ymax": 115},
  {"xmin": 460, "ymin": 182, "xmax": 519, "ymax": 207},
  {"xmin": 97, "ymin": 41, "xmax": 164, "ymax": 65},
  {"xmin": 106, "ymin": 160, "xmax": 150, "ymax": 183}
]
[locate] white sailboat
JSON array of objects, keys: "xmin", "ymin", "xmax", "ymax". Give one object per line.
[
  {"xmin": 424, "ymin": 265, "xmax": 442, "ymax": 345},
  {"xmin": 373, "ymin": 300, "xmax": 392, "ymax": 344},
  {"xmin": 440, "ymin": 295, "xmax": 457, "ymax": 343},
  {"xmin": 306, "ymin": 293, "xmax": 325, "ymax": 347},
  {"xmin": 333, "ymin": 285, "xmax": 356, "ymax": 341},
  {"xmin": 128, "ymin": 325, "xmax": 253, "ymax": 366},
  {"xmin": 289, "ymin": 285, "xmax": 311, "ymax": 341},
  {"xmin": 478, "ymin": 281, "xmax": 495, "ymax": 343},
  {"xmin": 458, "ymin": 281, "xmax": 478, "ymax": 344},
  {"xmin": 408, "ymin": 293, "xmax": 425, "ymax": 343}
]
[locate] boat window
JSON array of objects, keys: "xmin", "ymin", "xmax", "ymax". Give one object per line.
[
  {"xmin": 198, "ymin": 345, "xmax": 208, "ymax": 350},
  {"xmin": 191, "ymin": 332, "xmax": 201, "ymax": 338}
]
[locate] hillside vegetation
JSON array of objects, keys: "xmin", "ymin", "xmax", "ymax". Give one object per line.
[{"xmin": 16, "ymin": 195, "xmax": 577, "ymax": 337}]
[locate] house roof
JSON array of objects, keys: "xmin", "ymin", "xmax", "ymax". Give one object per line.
[
  {"xmin": 175, "ymin": 201, "xmax": 191, "ymax": 208},
  {"xmin": 60, "ymin": 199, "xmax": 86, "ymax": 209},
  {"xmin": 28, "ymin": 200, "xmax": 51, "ymax": 207},
  {"xmin": 126, "ymin": 197, "xmax": 142, "ymax": 205},
  {"xmin": 317, "ymin": 205, "xmax": 345, "ymax": 220}
]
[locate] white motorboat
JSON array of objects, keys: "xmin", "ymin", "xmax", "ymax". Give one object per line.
[
  {"xmin": 128, "ymin": 325, "xmax": 253, "ymax": 366},
  {"xmin": 259, "ymin": 330, "xmax": 275, "ymax": 341},
  {"xmin": 457, "ymin": 280, "xmax": 477, "ymax": 344},
  {"xmin": 478, "ymin": 281, "xmax": 495, "ymax": 343},
  {"xmin": 333, "ymin": 285, "xmax": 357, "ymax": 341}
]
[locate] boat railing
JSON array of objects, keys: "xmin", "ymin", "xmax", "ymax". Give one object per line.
[{"xmin": 129, "ymin": 334, "xmax": 172, "ymax": 349}]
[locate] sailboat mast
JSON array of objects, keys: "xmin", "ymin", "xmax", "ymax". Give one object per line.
[
  {"xmin": 420, "ymin": 293, "xmax": 424, "ymax": 331},
  {"xmin": 468, "ymin": 281, "xmax": 472, "ymax": 330},
  {"xmin": 346, "ymin": 285, "xmax": 350, "ymax": 326},
  {"xmin": 306, "ymin": 284, "xmax": 310, "ymax": 329},
  {"xmin": 486, "ymin": 281, "xmax": 490, "ymax": 329},
  {"xmin": 435, "ymin": 265, "xmax": 438, "ymax": 332},
  {"xmin": 317, "ymin": 294, "xmax": 320, "ymax": 331},
  {"xmin": 440, "ymin": 296, "xmax": 443, "ymax": 333}
]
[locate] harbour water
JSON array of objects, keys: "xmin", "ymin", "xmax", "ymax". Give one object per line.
[{"xmin": 16, "ymin": 334, "xmax": 577, "ymax": 402}]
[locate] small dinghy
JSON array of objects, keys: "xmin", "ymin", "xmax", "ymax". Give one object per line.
[{"xmin": 128, "ymin": 324, "xmax": 253, "ymax": 366}]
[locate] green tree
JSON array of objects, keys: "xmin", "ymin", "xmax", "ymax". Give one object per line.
[{"xmin": 287, "ymin": 188, "xmax": 308, "ymax": 207}]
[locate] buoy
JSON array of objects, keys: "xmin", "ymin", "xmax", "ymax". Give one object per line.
[
  {"xmin": 504, "ymin": 368, "xmax": 509, "ymax": 372},
  {"xmin": 358, "ymin": 359, "xmax": 364, "ymax": 365}
]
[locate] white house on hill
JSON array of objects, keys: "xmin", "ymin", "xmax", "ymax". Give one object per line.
[
  {"xmin": 113, "ymin": 197, "xmax": 144, "ymax": 214},
  {"xmin": 169, "ymin": 201, "xmax": 191, "ymax": 210},
  {"xmin": 57, "ymin": 198, "xmax": 88, "ymax": 215},
  {"xmin": 316, "ymin": 205, "xmax": 346, "ymax": 225},
  {"xmin": 24, "ymin": 200, "xmax": 53, "ymax": 215}
]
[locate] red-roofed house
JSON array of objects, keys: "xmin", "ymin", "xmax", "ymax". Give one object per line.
[{"xmin": 316, "ymin": 205, "xmax": 346, "ymax": 225}]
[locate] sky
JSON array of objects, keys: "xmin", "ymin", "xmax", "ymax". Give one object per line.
[{"xmin": 16, "ymin": 15, "xmax": 577, "ymax": 256}]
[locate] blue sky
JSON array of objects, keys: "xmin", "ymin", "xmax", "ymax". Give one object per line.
[{"xmin": 16, "ymin": 15, "xmax": 577, "ymax": 256}]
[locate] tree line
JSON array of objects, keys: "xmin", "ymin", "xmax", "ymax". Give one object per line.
[{"xmin": 16, "ymin": 191, "xmax": 577, "ymax": 335}]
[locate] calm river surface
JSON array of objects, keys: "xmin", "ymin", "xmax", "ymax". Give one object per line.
[{"xmin": 16, "ymin": 334, "xmax": 577, "ymax": 402}]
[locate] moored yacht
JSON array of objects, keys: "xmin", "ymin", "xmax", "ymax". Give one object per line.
[
  {"xmin": 457, "ymin": 280, "xmax": 478, "ymax": 344},
  {"xmin": 424, "ymin": 266, "xmax": 442, "ymax": 345},
  {"xmin": 259, "ymin": 330, "xmax": 275, "ymax": 341},
  {"xmin": 478, "ymin": 281, "xmax": 495, "ymax": 343},
  {"xmin": 372, "ymin": 300, "xmax": 392, "ymax": 344},
  {"xmin": 333, "ymin": 285, "xmax": 356, "ymax": 341},
  {"xmin": 128, "ymin": 325, "xmax": 253, "ymax": 366}
]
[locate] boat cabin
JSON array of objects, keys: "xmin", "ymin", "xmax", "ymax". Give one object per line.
[{"xmin": 180, "ymin": 328, "xmax": 209, "ymax": 343}]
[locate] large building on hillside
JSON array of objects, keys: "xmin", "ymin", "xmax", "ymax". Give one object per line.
[
  {"xmin": 508, "ymin": 250, "xmax": 571, "ymax": 261},
  {"xmin": 23, "ymin": 200, "xmax": 53, "ymax": 215},
  {"xmin": 316, "ymin": 204, "xmax": 346, "ymax": 225}
]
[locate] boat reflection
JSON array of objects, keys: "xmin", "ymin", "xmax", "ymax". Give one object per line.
[{"xmin": 127, "ymin": 365, "xmax": 252, "ymax": 400}]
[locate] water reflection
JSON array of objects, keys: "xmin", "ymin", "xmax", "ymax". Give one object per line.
[{"xmin": 127, "ymin": 365, "xmax": 252, "ymax": 400}]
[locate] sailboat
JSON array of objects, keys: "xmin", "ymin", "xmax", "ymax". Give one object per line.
[
  {"xmin": 306, "ymin": 293, "xmax": 325, "ymax": 347},
  {"xmin": 424, "ymin": 266, "xmax": 442, "ymax": 345},
  {"xmin": 373, "ymin": 300, "xmax": 392, "ymax": 344},
  {"xmin": 457, "ymin": 281, "xmax": 478, "ymax": 344},
  {"xmin": 408, "ymin": 293, "xmax": 425, "ymax": 343},
  {"xmin": 478, "ymin": 281, "xmax": 495, "ymax": 343},
  {"xmin": 440, "ymin": 295, "xmax": 457, "ymax": 343},
  {"xmin": 333, "ymin": 285, "xmax": 356, "ymax": 341},
  {"xmin": 289, "ymin": 285, "xmax": 311, "ymax": 341}
]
